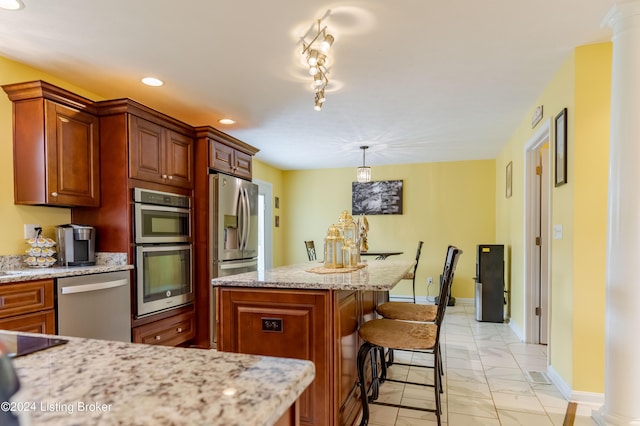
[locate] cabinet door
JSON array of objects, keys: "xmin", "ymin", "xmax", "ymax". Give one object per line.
[
  {"xmin": 335, "ymin": 291, "xmax": 361, "ymax": 426},
  {"xmin": 218, "ymin": 288, "xmax": 330, "ymax": 426},
  {"xmin": 209, "ymin": 140, "xmax": 235, "ymax": 175},
  {"xmin": 165, "ymin": 131, "xmax": 193, "ymax": 188},
  {"xmin": 0, "ymin": 279, "xmax": 54, "ymax": 319},
  {"xmin": 233, "ymin": 149, "xmax": 253, "ymax": 180},
  {"xmin": 129, "ymin": 115, "xmax": 166, "ymax": 184},
  {"xmin": 45, "ymin": 101, "xmax": 100, "ymax": 207},
  {"xmin": 0, "ymin": 310, "xmax": 55, "ymax": 334}
]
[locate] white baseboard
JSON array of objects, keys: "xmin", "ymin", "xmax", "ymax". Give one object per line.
[
  {"xmin": 509, "ymin": 320, "xmax": 525, "ymax": 342},
  {"xmin": 546, "ymin": 365, "xmax": 604, "ymax": 406}
]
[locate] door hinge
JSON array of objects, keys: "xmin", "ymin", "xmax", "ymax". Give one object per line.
[
  {"xmin": 535, "ymin": 307, "xmax": 541, "ymax": 316},
  {"xmin": 536, "ymin": 166, "xmax": 542, "ymax": 175},
  {"xmin": 535, "ymin": 237, "xmax": 541, "ymax": 246}
]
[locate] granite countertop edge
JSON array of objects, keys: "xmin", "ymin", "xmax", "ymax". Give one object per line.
[
  {"xmin": 7, "ymin": 331, "xmax": 315, "ymax": 426},
  {"xmin": 0, "ymin": 252, "xmax": 132, "ymax": 284},
  {"xmin": 211, "ymin": 260, "xmax": 414, "ymax": 291}
]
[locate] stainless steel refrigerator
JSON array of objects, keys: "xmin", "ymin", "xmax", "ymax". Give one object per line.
[
  {"xmin": 209, "ymin": 173, "xmax": 259, "ymax": 276},
  {"xmin": 209, "ymin": 173, "xmax": 258, "ymax": 345}
]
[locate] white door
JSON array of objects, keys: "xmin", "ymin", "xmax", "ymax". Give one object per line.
[{"xmin": 525, "ymin": 120, "xmax": 551, "ymax": 345}]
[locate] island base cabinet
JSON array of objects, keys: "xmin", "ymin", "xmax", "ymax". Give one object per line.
[{"xmin": 217, "ymin": 288, "xmax": 330, "ymax": 426}]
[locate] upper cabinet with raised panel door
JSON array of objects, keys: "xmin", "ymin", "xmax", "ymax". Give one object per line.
[
  {"xmin": 195, "ymin": 126, "xmax": 259, "ymax": 180},
  {"xmin": 2, "ymin": 81, "xmax": 100, "ymax": 207},
  {"xmin": 97, "ymin": 98, "xmax": 194, "ymax": 191},
  {"xmin": 129, "ymin": 115, "xmax": 193, "ymax": 189}
]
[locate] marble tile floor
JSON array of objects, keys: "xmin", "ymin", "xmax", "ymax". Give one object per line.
[{"xmin": 366, "ymin": 303, "xmax": 598, "ymax": 426}]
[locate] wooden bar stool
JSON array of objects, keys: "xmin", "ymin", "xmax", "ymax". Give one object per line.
[{"xmin": 356, "ymin": 246, "xmax": 461, "ymax": 426}]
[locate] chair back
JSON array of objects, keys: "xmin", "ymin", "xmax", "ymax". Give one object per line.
[
  {"xmin": 434, "ymin": 246, "xmax": 462, "ymax": 326},
  {"xmin": 412, "ymin": 241, "xmax": 424, "ymax": 274},
  {"xmin": 304, "ymin": 241, "xmax": 317, "ymax": 261}
]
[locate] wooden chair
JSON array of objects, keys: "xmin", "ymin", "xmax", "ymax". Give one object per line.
[
  {"xmin": 356, "ymin": 246, "xmax": 462, "ymax": 426},
  {"xmin": 304, "ymin": 240, "xmax": 317, "ymax": 261}
]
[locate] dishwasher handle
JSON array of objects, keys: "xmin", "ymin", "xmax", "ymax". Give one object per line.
[{"xmin": 60, "ymin": 278, "xmax": 129, "ymax": 295}]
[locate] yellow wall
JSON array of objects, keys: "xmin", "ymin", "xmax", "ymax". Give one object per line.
[
  {"xmin": 0, "ymin": 56, "xmax": 106, "ymax": 255},
  {"xmin": 572, "ymin": 43, "xmax": 610, "ymax": 392},
  {"xmin": 281, "ymin": 160, "xmax": 496, "ymax": 299},
  {"xmin": 252, "ymin": 159, "xmax": 286, "ymax": 267},
  {"xmin": 496, "ymin": 43, "xmax": 610, "ymax": 394}
]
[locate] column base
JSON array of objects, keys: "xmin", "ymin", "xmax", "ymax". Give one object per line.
[{"xmin": 593, "ymin": 405, "xmax": 640, "ymax": 426}]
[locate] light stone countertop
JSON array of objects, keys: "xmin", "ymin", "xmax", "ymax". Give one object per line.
[
  {"xmin": 212, "ymin": 260, "xmax": 414, "ymax": 291},
  {"xmin": 0, "ymin": 253, "xmax": 132, "ymax": 284},
  {"xmin": 8, "ymin": 332, "xmax": 315, "ymax": 426}
]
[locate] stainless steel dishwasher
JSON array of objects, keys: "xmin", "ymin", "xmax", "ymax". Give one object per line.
[{"xmin": 56, "ymin": 270, "xmax": 131, "ymax": 342}]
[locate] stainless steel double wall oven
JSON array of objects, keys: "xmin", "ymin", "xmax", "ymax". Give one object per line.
[{"xmin": 133, "ymin": 188, "xmax": 193, "ymax": 317}]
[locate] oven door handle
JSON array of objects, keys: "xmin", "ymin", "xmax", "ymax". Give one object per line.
[{"xmin": 60, "ymin": 279, "xmax": 129, "ymax": 295}]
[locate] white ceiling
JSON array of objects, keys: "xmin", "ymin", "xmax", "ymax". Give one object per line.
[{"xmin": 0, "ymin": 0, "xmax": 615, "ymax": 171}]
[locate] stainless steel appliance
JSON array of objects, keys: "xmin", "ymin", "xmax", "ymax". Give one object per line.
[
  {"xmin": 135, "ymin": 244, "xmax": 193, "ymax": 317},
  {"xmin": 209, "ymin": 173, "xmax": 259, "ymax": 345},
  {"xmin": 133, "ymin": 188, "xmax": 191, "ymax": 243},
  {"xmin": 133, "ymin": 188, "xmax": 194, "ymax": 318},
  {"xmin": 57, "ymin": 271, "xmax": 131, "ymax": 342},
  {"xmin": 56, "ymin": 224, "xmax": 96, "ymax": 266},
  {"xmin": 474, "ymin": 244, "xmax": 505, "ymax": 323},
  {"xmin": 210, "ymin": 173, "xmax": 259, "ymax": 277}
]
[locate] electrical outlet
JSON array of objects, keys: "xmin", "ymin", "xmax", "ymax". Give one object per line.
[
  {"xmin": 427, "ymin": 276, "xmax": 433, "ymax": 285},
  {"xmin": 24, "ymin": 224, "xmax": 41, "ymax": 240}
]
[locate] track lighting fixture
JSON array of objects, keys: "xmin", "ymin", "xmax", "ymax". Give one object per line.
[
  {"xmin": 357, "ymin": 146, "xmax": 372, "ymax": 183},
  {"xmin": 301, "ymin": 13, "xmax": 335, "ymax": 111}
]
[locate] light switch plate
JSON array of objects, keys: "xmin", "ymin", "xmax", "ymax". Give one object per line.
[
  {"xmin": 24, "ymin": 224, "xmax": 41, "ymax": 240},
  {"xmin": 553, "ymin": 224, "xmax": 563, "ymax": 240}
]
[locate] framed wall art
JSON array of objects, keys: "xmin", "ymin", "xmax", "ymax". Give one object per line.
[
  {"xmin": 506, "ymin": 161, "xmax": 512, "ymax": 198},
  {"xmin": 555, "ymin": 108, "xmax": 568, "ymax": 187},
  {"xmin": 352, "ymin": 180, "xmax": 403, "ymax": 215}
]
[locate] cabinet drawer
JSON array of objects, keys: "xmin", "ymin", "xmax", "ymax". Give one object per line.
[
  {"xmin": 0, "ymin": 309, "xmax": 55, "ymax": 334},
  {"xmin": 0, "ymin": 280, "xmax": 54, "ymax": 319},
  {"xmin": 133, "ymin": 310, "xmax": 195, "ymax": 346}
]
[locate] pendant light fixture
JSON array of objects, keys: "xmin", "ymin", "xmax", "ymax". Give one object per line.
[{"xmin": 357, "ymin": 146, "xmax": 371, "ymax": 183}]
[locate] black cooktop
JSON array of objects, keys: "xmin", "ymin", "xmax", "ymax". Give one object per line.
[{"xmin": 0, "ymin": 332, "xmax": 68, "ymax": 358}]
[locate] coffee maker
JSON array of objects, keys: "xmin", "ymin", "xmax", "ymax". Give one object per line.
[{"xmin": 56, "ymin": 224, "xmax": 96, "ymax": 266}]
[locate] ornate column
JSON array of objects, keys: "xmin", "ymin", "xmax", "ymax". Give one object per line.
[{"xmin": 595, "ymin": 1, "xmax": 640, "ymax": 425}]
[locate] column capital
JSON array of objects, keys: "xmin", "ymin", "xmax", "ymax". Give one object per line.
[{"xmin": 603, "ymin": 0, "xmax": 640, "ymax": 30}]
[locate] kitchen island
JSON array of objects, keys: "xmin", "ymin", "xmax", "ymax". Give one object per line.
[
  {"xmin": 6, "ymin": 331, "xmax": 314, "ymax": 426},
  {"xmin": 212, "ymin": 260, "xmax": 414, "ymax": 426}
]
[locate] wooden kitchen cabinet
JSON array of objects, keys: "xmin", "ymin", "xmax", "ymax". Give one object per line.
[
  {"xmin": 217, "ymin": 286, "xmax": 383, "ymax": 426},
  {"xmin": 129, "ymin": 115, "xmax": 193, "ymax": 189},
  {"xmin": 132, "ymin": 309, "xmax": 195, "ymax": 346},
  {"xmin": 2, "ymin": 80, "xmax": 100, "ymax": 207},
  {"xmin": 0, "ymin": 279, "xmax": 55, "ymax": 334},
  {"xmin": 210, "ymin": 139, "xmax": 253, "ymax": 179}
]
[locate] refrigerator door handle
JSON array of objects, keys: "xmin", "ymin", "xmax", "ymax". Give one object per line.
[
  {"xmin": 237, "ymin": 187, "xmax": 245, "ymax": 250},
  {"xmin": 242, "ymin": 186, "xmax": 251, "ymax": 252}
]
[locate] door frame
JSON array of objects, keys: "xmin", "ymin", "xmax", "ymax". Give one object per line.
[
  {"xmin": 524, "ymin": 118, "xmax": 551, "ymax": 344},
  {"xmin": 254, "ymin": 178, "xmax": 273, "ymax": 271}
]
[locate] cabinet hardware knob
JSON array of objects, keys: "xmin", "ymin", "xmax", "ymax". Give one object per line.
[
  {"xmin": 51, "ymin": 192, "xmax": 58, "ymax": 197},
  {"xmin": 168, "ymin": 175, "xmax": 173, "ymax": 180},
  {"xmin": 155, "ymin": 335, "xmax": 161, "ymax": 340},
  {"xmin": 161, "ymin": 174, "xmax": 168, "ymax": 179},
  {"xmin": 177, "ymin": 327, "xmax": 182, "ymax": 333}
]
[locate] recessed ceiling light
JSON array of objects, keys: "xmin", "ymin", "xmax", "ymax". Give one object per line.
[
  {"xmin": 141, "ymin": 77, "xmax": 163, "ymax": 87},
  {"xmin": 0, "ymin": 0, "xmax": 24, "ymax": 10},
  {"xmin": 218, "ymin": 118, "xmax": 235, "ymax": 125}
]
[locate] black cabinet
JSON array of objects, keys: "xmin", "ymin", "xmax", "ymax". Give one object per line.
[{"xmin": 474, "ymin": 244, "xmax": 504, "ymax": 323}]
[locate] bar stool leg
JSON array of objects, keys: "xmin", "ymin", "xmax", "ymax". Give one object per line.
[{"xmin": 357, "ymin": 341, "xmax": 375, "ymax": 426}]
